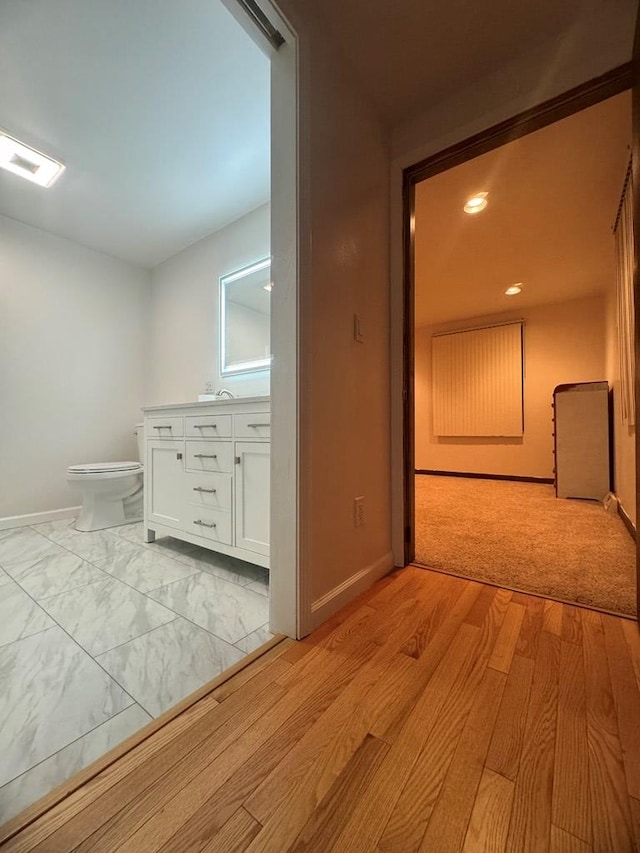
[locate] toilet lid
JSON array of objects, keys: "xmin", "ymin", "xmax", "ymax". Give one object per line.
[{"xmin": 68, "ymin": 461, "xmax": 142, "ymax": 474}]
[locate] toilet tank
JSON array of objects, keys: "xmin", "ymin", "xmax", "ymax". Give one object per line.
[{"xmin": 134, "ymin": 424, "xmax": 144, "ymax": 464}]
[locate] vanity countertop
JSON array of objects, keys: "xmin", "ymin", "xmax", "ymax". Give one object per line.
[{"xmin": 141, "ymin": 395, "xmax": 270, "ymax": 413}]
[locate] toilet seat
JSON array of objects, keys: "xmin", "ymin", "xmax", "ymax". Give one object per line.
[{"xmin": 68, "ymin": 461, "xmax": 142, "ymax": 475}]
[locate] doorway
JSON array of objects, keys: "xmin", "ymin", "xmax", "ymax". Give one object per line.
[
  {"xmin": 0, "ymin": 0, "xmax": 299, "ymax": 826},
  {"xmin": 400, "ymin": 70, "xmax": 638, "ymax": 617}
]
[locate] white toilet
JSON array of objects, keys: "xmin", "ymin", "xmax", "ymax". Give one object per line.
[{"xmin": 67, "ymin": 424, "xmax": 145, "ymax": 532}]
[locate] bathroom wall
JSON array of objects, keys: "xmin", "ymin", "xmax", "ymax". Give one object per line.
[
  {"xmin": 0, "ymin": 215, "xmax": 151, "ymax": 519},
  {"xmin": 147, "ymin": 203, "xmax": 270, "ymax": 405},
  {"xmin": 415, "ymin": 294, "xmax": 607, "ymax": 479}
]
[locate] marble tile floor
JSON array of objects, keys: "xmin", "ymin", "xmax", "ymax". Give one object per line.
[{"xmin": 0, "ymin": 519, "xmax": 272, "ymax": 824}]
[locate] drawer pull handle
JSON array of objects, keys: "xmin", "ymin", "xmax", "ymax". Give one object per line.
[
  {"xmin": 194, "ymin": 424, "xmax": 217, "ymax": 429},
  {"xmin": 247, "ymin": 423, "xmax": 270, "ymax": 428},
  {"xmin": 194, "ymin": 454, "xmax": 217, "ymax": 459},
  {"xmin": 193, "ymin": 520, "xmax": 217, "ymax": 528},
  {"xmin": 153, "ymin": 425, "xmax": 173, "ymax": 430},
  {"xmin": 193, "ymin": 487, "xmax": 216, "ymax": 494}
]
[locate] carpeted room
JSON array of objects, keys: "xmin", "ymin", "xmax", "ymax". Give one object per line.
[{"xmin": 412, "ymin": 92, "xmax": 637, "ymax": 618}]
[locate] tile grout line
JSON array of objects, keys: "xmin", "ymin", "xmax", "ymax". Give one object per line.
[
  {"xmin": 28, "ymin": 523, "xmax": 270, "ymax": 667},
  {"xmin": 0, "ymin": 523, "xmax": 271, "ymax": 801},
  {"xmin": 0, "ymin": 577, "xmax": 143, "ymax": 728},
  {"xmin": 13, "ymin": 524, "xmax": 266, "ymax": 653}
]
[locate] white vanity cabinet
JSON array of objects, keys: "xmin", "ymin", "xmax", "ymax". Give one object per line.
[{"xmin": 142, "ymin": 398, "xmax": 270, "ymax": 568}]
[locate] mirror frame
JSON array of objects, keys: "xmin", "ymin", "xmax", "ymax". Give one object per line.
[{"xmin": 219, "ymin": 257, "xmax": 272, "ymax": 376}]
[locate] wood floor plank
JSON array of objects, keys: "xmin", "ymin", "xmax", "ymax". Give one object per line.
[
  {"xmin": 289, "ymin": 734, "xmax": 389, "ymax": 853},
  {"xmin": 418, "ymin": 667, "xmax": 507, "ymax": 853},
  {"xmin": 3, "ymin": 567, "xmax": 638, "ymax": 853},
  {"xmin": 549, "ymin": 825, "xmax": 593, "ymax": 852},
  {"xmin": 505, "ymin": 630, "xmax": 560, "ymax": 852},
  {"xmin": 543, "ymin": 600, "xmax": 564, "ymax": 637},
  {"xmin": 275, "ymin": 606, "xmax": 378, "ymax": 689},
  {"xmin": 461, "ymin": 769, "xmax": 514, "ymax": 853},
  {"xmin": 378, "ymin": 580, "xmax": 484, "ymax": 744},
  {"xmin": 602, "ymin": 614, "xmax": 640, "ymax": 800},
  {"xmin": 0, "ymin": 690, "xmax": 222, "ymax": 848},
  {"xmin": 2, "ymin": 666, "xmax": 291, "ymax": 853},
  {"xmin": 31, "ymin": 683, "xmax": 289, "ymax": 853},
  {"xmin": 485, "ymin": 655, "xmax": 535, "ymax": 781},
  {"xmin": 199, "ymin": 808, "xmax": 261, "ymax": 853},
  {"xmin": 474, "ymin": 588, "xmax": 511, "ymax": 659},
  {"xmin": 398, "ymin": 572, "xmax": 465, "ymax": 659},
  {"xmin": 515, "ymin": 595, "xmax": 546, "ymax": 660},
  {"xmin": 378, "ymin": 638, "xmax": 487, "ymax": 851},
  {"xmin": 148, "ymin": 639, "xmax": 381, "ymax": 853},
  {"xmin": 242, "ymin": 625, "xmax": 458, "ymax": 849},
  {"xmin": 210, "ymin": 656, "xmax": 291, "ymax": 703},
  {"xmin": 621, "ymin": 620, "xmax": 640, "ymax": 691},
  {"xmin": 465, "ymin": 586, "xmax": 499, "ymax": 627},
  {"xmin": 242, "ymin": 606, "xmax": 439, "ymax": 826},
  {"xmin": 247, "ymin": 622, "xmax": 482, "ymax": 853},
  {"xmin": 629, "ymin": 796, "xmax": 640, "ymax": 850},
  {"xmin": 76, "ymin": 636, "xmax": 380, "ymax": 853},
  {"xmin": 331, "ymin": 624, "xmax": 483, "ymax": 853},
  {"xmin": 552, "ymin": 640, "xmax": 591, "ymax": 845},
  {"xmin": 488, "ymin": 601, "xmax": 525, "ymax": 674},
  {"xmin": 582, "ymin": 613, "xmax": 635, "ymax": 852},
  {"xmin": 378, "ymin": 592, "xmax": 509, "ymax": 852},
  {"xmin": 561, "ymin": 604, "xmax": 583, "ymax": 645}
]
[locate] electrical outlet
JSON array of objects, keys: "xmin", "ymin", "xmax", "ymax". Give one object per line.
[
  {"xmin": 204, "ymin": 381, "xmax": 215, "ymax": 393},
  {"xmin": 354, "ymin": 496, "xmax": 365, "ymax": 528}
]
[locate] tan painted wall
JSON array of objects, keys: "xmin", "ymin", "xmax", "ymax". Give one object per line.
[
  {"xmin": 277, "ymin": 1, "xmax": 393, "ymax": 611},
  {"xmin": 605, "ymin": 270, "xmax": 637, "ymax": 526},
  {"xmin": 415, "ymin": 295, "xmax": 606, "ymax": 479}
]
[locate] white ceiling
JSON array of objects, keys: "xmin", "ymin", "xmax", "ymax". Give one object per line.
[
  {"xmin": 313, "ymin": 0, "xmax": 637, "ymax": 128},
  {"xmin": 414, "ymin": 92, "xmax": 632, "ymax": 327},
  {"xmin": 0, "ymin": 0, "xmax": 270, "ymax": 268}
]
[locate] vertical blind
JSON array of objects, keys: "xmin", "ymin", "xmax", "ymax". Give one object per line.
[{"xmin": 432, "ymin": 322, "xmax": 524, "ymax": 437}]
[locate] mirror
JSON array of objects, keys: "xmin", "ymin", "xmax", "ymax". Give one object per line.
[{"xmin": 220, "ymin": 257, "xmax": 272, "ymax": 376}]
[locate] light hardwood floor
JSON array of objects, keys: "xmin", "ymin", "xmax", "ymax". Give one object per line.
[{"xmin": 1, "ymin": 566, "xmax": 639, "ymax": 852}]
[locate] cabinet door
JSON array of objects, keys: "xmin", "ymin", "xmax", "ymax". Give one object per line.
[
  {"xmin": 234, "ymin": 441, "xmax": 270, "ymax": 556},
  {"xmin": 147, "ymin": 440, "xmax": 185, "ymax": 529}
]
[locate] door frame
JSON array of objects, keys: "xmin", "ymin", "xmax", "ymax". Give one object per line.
[
  {"xmin": 224, "ymin": 0, "xmax": 302, "ymax": 637},
  {"xmin": 397, "ymin": 62, "xmax": 636, "ymax": 579}
]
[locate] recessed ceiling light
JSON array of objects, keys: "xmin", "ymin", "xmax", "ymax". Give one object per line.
[
  {"xmin": 463, "ymin": 192, "xmax": 488, "ymax": 214},
  {"xmin": 263, "ymin": 282, "xmax": 273, "ymax": 292},
  {"xmin": 505, "ymin": 283, "xmax": 523, "ymax": 296},
  {"xmin": 0, "ymin": 132, "xmax": 65, "ymax": 188}
]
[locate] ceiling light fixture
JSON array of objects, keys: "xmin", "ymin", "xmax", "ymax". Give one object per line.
[
  {"xmin": 505, "ymin": 283, "xmax": 523, "ymax": 296},
  {"xmin": 0, "ymin": 132, "xmax": 65, "ymax": 188},
  {"xmin": 463, "ymin": 192, "xmax": 488, "ymax": 214}
]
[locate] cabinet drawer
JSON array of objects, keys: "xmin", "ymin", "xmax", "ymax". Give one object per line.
[
  {"xmin": 184, "ymin": 505, "xmax": 232, "ymax": 545},
  {"xmin": 185, "ymin": 414, "xmax": 232, "ymax": 439},
  {"xmin": 146, "ymin": 416, "xmax": 184, "ymax": 438},
  {"xmin": 234, "ymin": 413, "xmax": 270, "ymax": 439},
  {"xmin": 184, "ymin": 472, "xmax": 232, "ymax": 511},
  {"xmin": 185, "ymin": 440, "xmax": 233, "ymax": 473}
]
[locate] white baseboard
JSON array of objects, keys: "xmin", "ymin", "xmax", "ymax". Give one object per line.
[
  {"xmin": 308, "ymin": 550, "xmax": 394, "ymax": 633},
  {"xmin": 0, "ymin": 506, "xmax": 81, "ymax": 531}
]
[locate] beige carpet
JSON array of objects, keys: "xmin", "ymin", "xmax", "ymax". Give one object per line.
[{"xmin": 414, "ymin": 475, "xmax": 637, "ymax": 616}]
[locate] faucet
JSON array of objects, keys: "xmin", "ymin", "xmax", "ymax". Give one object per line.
[{"xmin": 215, "ymin": 389, "xmax": 234, "ymax": 399}]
